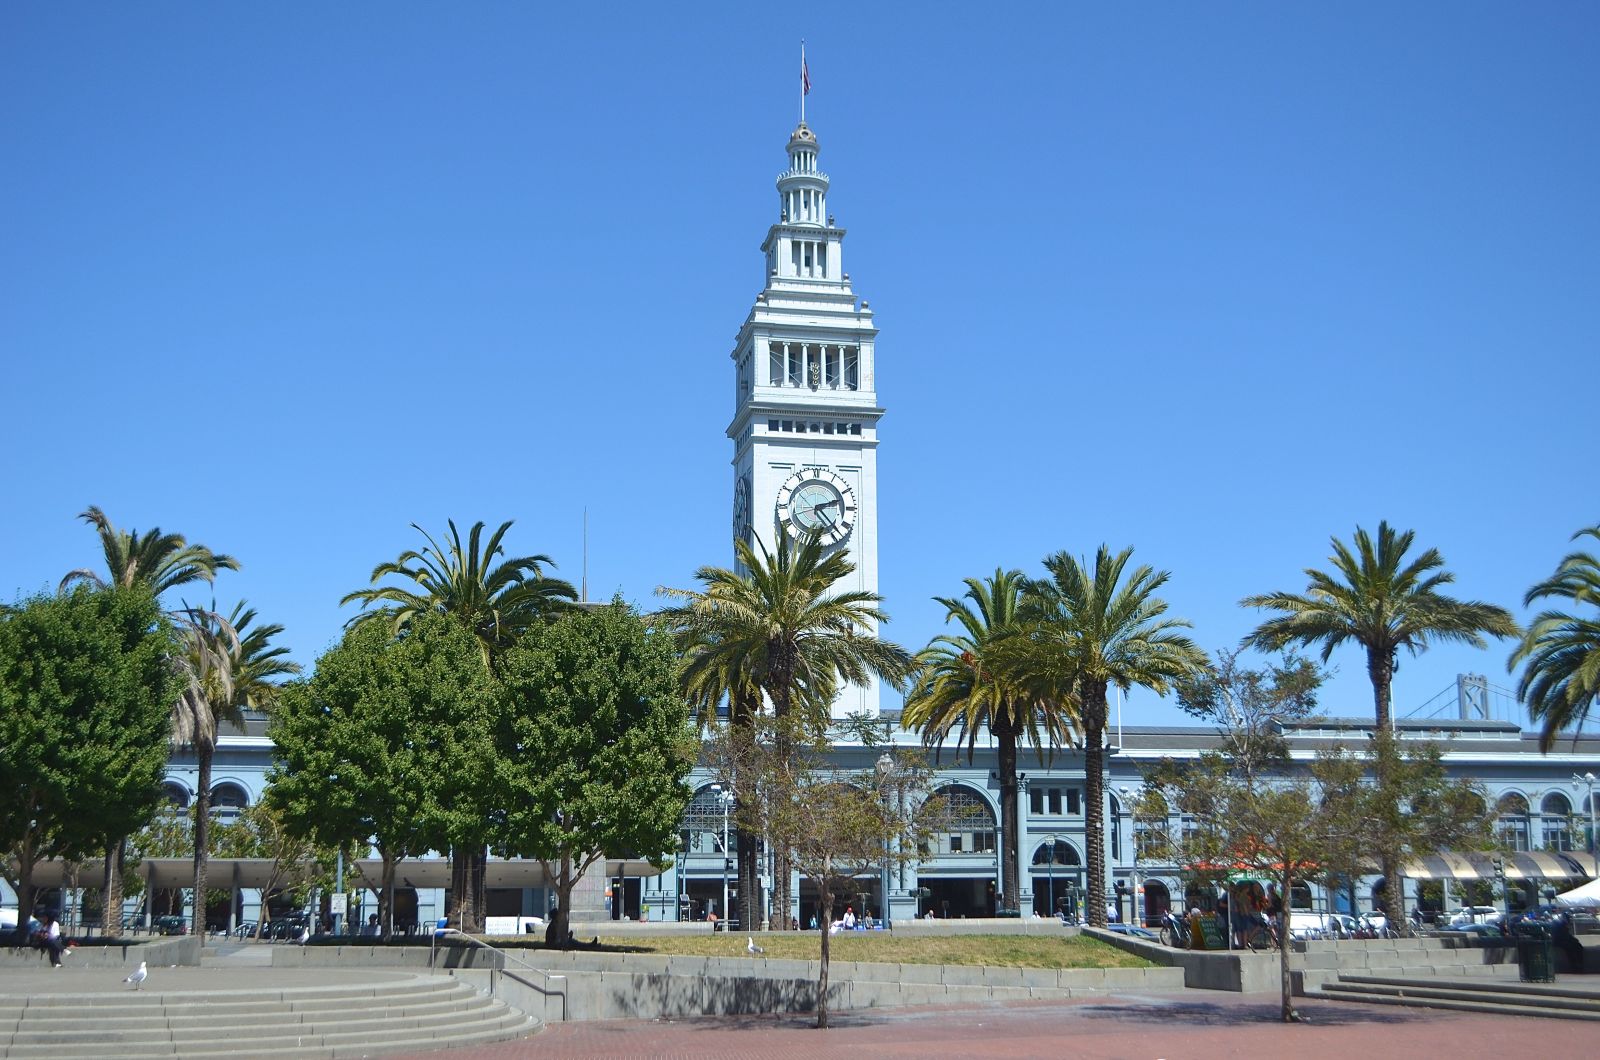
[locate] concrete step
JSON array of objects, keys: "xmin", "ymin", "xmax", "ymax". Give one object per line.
[
  {"xmin": 1324, "ymin": 981, "xmax": 1600, "ymax": 1014},
  {"xmin": 0, "ymin": 975, "xmax": 541, "ymax": 1059},
  {"xmin": 1309, "ymin": 973, "xmax": 1600, "ymax": 1022}
]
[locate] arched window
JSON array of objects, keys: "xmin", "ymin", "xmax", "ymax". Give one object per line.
[
  {"xmin": 680, "ymin": 786, "xmax": 737, "ymax": 854},
  {"xmin": 1541, "ymin": 792, "xmax": 1574, "ymax": 851},
  {"xmin": 917, "ymin": 785, "xmax": 996, "ymax": 856},
  {"xmin": 1031, "ymin": 839, "xmax": 1081, "ymax": 867},
  {"xmin": 210, "ymin": 783, "xmax": 249, "ymax": 819},
  {"xmin": 1496, "ymin": 792, "xmax": 1531, "ymax": 852},
  {"xmin": 163, "ymin": 782, "xmax": 190, "ymax": 810}
]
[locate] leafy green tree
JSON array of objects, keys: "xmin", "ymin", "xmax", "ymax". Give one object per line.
[
  {"xmin": 340, "ymin": 518, "xmax": 576, "ymax": 929},
  {"xmin": 655, "ymin": 532, "xmax": 915, "ymax": 929},
  {"xmin": 1241, "ymin": 522, "xmax": 1517, "ymax": 912},
  {"xmin": 0, "ymin": 587, "xmax": 178, "ymax": 940},
  {"xmin": 216, "ymin": 801, "xmax": 339, "ymax": 939},
  {"xmin": 1172, "ymin": 649, "xmax": 1327, "ymax": 785},
  {"xmin": 903, "ymin": 569, "xmax": 1071, "ymax": 912},
  {"xmin": 494, "ymin": 602, "xmax": 694, "ymax": 947},
  {"xmin": 1242, "ymin": 521, "xmax": 1518, "ymax": 732},
  {"xmin": 1509, "ymin": 525, "xmax": 1600, "ymax": 749},
  {"xmin": 1003, "ymin": 545, "xmax": 1207, "ymax": 928},
  {"xmin": 1141, "ymin": 749, "xmax": 1366, "ymax": 1022},
  {"xmin": 267, "ymin": 614, "xmax": 498, "ymax": 933},
  {"xmin": 716, "ymin": 714, "xmax": 932, "ymax": 1029}
]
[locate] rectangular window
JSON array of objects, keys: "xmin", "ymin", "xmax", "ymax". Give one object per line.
[
  {"xmin": 1029, "ymin": 789, "xmax": 1043, "ymax": 815},
  {"xmin": 768, "ymin": 419, "xmax": 779, "ymax": 432},
  {"xmin": 844, "ymin": 348, "xmax": 859, "ymax": 389},
  {"xmin": 1543, "ymin": 823, "xmax": 1573, "ymax": 851},
  {"xmin": 850, "ymin": 423, "xmax": 861, "ymax": 435},
  {"xmin": 770, "ymin": 343, "xmax": 785, "ymax": 386},
  {"xmin": 949, "ymin": 834, "xmax": 963, "ymax": 853},
  {"xmin": 818, "ymin": 242, "xmax": 828, "ymax": 278},
  {"xmin": 1048, "ymin": 788, "xmax": 1062, "ymax": 815},
  {"xmin": 1066, "ymin": 789, "xmax": 1081, "ymax": 815},
  {"xmin": 788, "ymin": 346, "xmax": 803, "ymax": 387}
]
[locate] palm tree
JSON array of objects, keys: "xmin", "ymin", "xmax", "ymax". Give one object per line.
[
  {"xmin": 903, "ymin": 569, "xmax": 1075, "ymax": 914},
  {"xmin": 175, "ymin": 603, "xmax": 299, "ymax": 938},
  {"xmin": 1510, "ymin": 525, "xmax": 1600, "ymax": 750},
  {"xmin": 1005, "ymin": 546, "xmax": 1207, "ymax": 928},
  {"xmin": 341, "ymin": 518, "xmax": 576, "ymax": 931},
  {"xmin": 656, "ymin": 531, "xmax": 916, "ymax": 928},
  {"xmin": 60, "ymin": 506, "xmax": 237, "ymax": 935},
  {"xmin": 60, "ymin": 505, "xmax": 239, "ymax": 595},
  {"xmin": 340, "ymin": 519, "xmax": 577, "ymax": 668},
  {"xmin": 1242, "ymin": 521, "xmax": 1517, "ymax": 918},
  {"xmin": 1241, "ymin": 522, "xmax": 1518, "ymax": 733}
]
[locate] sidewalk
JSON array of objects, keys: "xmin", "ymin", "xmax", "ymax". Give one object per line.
[{"xmin": 390, "ymin": 988, "xmax": 1599, "ymax": 1059}]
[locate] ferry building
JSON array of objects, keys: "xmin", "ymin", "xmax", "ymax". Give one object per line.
[{"xmin": 24, "ymin": 113, "xmax": 1598, "ymax": 935}]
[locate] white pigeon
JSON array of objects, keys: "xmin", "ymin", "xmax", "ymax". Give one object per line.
[
  {"xmin": 123, "ymin": 961, "xmax": 148, "ymax": 990},
  {"xmin": 746, "ymin": 935, "xmax": 765, "ymax": 955}
]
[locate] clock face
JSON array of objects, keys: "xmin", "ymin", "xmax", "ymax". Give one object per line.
[
  {"xmin": 732, "ymin": 478, "xmax": 750, "ymax": 539},
  {"xmin": 775, "ymin": 469, "xmax": 856, "ymax": 546}
]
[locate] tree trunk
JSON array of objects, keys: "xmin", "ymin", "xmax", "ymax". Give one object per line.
[
  {"xmin": 101, "ymin": 838, "xmax": 125, "ymax": 936},
  {"xmin": 380, "ymin": 852, "xmax": 397, "ymax": 935},
  {"xmin": 12, "ymin": 834, "xmax": 38, "ymax": 946},
  {"xmin": 1277, "ymin": 868, "xmax": 1299, "ymax": 1021},
  {"xmin": 449, "ymin": 844, "xmax": 486, "ymax": 933},
  {"xmin": 548, "ymin": 854, "xmax": 575, "ymax": 949},
  {"xmin": 1083, "ymin": 683, "xmax": 1108, "ymax": 928},
  {"xmin": 996, "ymin": 723, "xmax": 1020, "ymax": 913},
  {"xmin": 1367, "ymin": 646, "xmax": 1394, "ymax": 733},
  {"xmin": 816, "ymin": 871, "xmax": 832, "ymax": 1029},
  {"xmin": 192, "ymin": 742, "xmax": 213, "ymax": 941}
]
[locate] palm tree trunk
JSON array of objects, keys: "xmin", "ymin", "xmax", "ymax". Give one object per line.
[
  {"xmin": 996, "ymin": 724, "xmax": 1020, "ymax": 913},
  {"xmin": 1083, "ymin": 683, "xmax": 1109, "ymax": 928},
  {"xmin": 192, "ymin": 743, "xmax": 213, "ymax": 941},
  {"xmin": 1367, "ymin": 651, "xmax": 1401, "ymax": 927},
  {"xmin": 1366, "ymin": 646, "xmax": 1394, "ymax": 732}
]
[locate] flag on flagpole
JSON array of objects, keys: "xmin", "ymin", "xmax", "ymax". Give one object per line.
[{"xmin": 802, "ymin": 57, "xmax": 811, "ymax": 96}]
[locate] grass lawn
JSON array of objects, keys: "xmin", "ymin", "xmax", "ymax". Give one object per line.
[{"xmin": 586, "ymin": 932, "xmax": 1151, "ymax": 969}]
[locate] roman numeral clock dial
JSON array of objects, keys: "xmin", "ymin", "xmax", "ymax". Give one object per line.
[{"xmin": 775, "ymin": 469, "xmax": 856, "ymax": 546}]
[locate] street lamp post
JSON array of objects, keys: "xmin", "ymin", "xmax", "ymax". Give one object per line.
[
  {"xmin": 1575, "ymin": 772, "xmax": 1598, "ymax": 868},
  {"xmin": 876, "ymin": 753, "xmax": 895, "ymax": 930},
  {"xmin": 1045, "ymin": 834, "xmax": 1058, "ymax": 919},
  {"xmin": 711, "ymin": 784, "xmax": 733, "ymax": 927}
]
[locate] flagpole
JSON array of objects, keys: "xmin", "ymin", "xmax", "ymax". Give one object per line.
[{"xmin": 800, "ymin": 40, "xmax": 806, "ymax": 124}]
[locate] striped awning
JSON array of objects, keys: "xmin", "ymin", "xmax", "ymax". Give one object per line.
[{"xmin": 1403, "ymin": 850, "xmax": 1598, "ymax": 881}]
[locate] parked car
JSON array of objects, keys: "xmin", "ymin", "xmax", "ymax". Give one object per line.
[
  {"xmin": 1447, "ymin": 906, "xmax": 1502, "ymax": 928},
  {"xmin": 154, "ymin": 915, "xmax": 189, "ymax": 935}
]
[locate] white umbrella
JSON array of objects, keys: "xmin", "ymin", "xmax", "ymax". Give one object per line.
[{"xmin": 1553, "ymin": 876, "xmax": 1600, "ymax": 906}]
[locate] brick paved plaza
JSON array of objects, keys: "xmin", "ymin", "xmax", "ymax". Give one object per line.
[{"xmin": 393, "ymin": 990, "xmax": 1598, "ymax": 1059}]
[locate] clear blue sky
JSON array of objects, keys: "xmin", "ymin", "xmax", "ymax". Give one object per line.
[{"xmin": 3, "ymin": 3, "xmax": 1595, "ymax": 729}]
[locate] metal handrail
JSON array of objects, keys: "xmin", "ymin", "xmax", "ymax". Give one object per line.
[{"xmin": 429, "ymin": 928, "xmax": 568, "ymax": 1022}]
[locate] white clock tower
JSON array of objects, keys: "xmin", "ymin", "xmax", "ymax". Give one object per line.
[{"xmin": 726, "ymin": 119, "xmax": 884, "ymax": 719}]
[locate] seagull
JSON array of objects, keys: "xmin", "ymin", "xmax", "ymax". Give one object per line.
[
  {"xmin": 124, "ymin": 961, "xmax": 148, "ymax": 990},
  {"xmin": 747, "ymin": 936, "xmax": 765, "ymax": 955}
]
